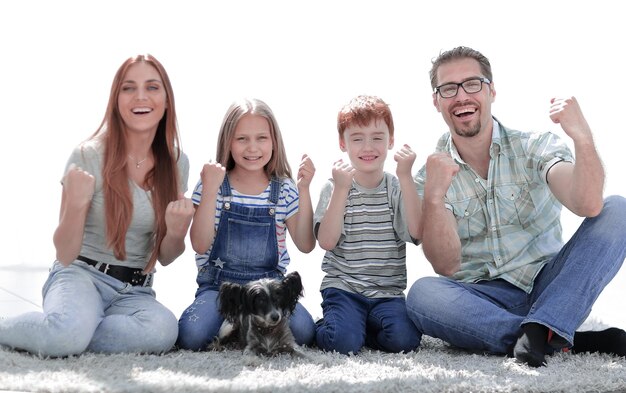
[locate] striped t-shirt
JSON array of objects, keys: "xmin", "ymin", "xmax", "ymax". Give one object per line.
[
  {"xmin": 314, "ymin": 173, "xmax": 415, "ymax": 298},
  {"xmin": 191, "ymin": 176, "xmax": 299, "ymax": 273}
]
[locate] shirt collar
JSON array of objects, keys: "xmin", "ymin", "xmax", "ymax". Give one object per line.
[{"xmin": 446, "ymin": 117, "xmax": 501, "ymax": 164}]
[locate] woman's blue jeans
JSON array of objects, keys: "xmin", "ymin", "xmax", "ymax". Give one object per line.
[
  {"xmin": 0, "ymin": 261, "xmax": 178, "ymax": 357},
  {"xmin": 406, "ymin": 195, "xmax": 626, "ymax": 354}
]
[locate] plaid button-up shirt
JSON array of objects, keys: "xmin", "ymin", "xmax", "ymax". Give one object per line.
[{"xmin": 415, "ymin": 119, "xmax": 574, "ymax": 293}]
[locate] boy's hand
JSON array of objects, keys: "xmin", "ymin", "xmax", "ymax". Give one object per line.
[
  {"xmin": 200, "ymin": 161, "xmax": 226, "ymax": 196},
  {"xmin": 331, "ymin": 158, "xmax": 355, "ymax": 190},
  {"xmin": 394, "ymin": 144, "xmax": 416, "ymax": 178},
  {"xmin": 297, "ymin": 154, "xmax": 315, "ymax": 188}
]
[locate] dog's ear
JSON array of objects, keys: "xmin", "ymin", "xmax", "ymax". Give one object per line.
[
  {"xmin": 218, "ymin": 282, "xmax": 245, "ymax": 322},
  {"xmin": 281, "ymin": 271, "xmax": 303, "ymax": 313}
]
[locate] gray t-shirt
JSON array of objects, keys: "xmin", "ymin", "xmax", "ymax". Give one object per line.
[{"xmin": 62, "ymin": 139, "xmax": 189, "ymax": 271}]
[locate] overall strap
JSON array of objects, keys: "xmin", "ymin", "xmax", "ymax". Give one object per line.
[
  {"xmin": 220, "ymin": 174, "xmax": 233, "ymax": 210},
  {"xmin": 268, "ymin": 176, "xmax": 281, "ymax": 205},
  {"xmin": 220, "ymin": 174, "xmax": 232, "ymax": 197}
]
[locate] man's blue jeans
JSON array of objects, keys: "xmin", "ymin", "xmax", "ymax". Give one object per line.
[{"xmin": 406, "ymin": 195, "xmax": 626, "ymax": 354}]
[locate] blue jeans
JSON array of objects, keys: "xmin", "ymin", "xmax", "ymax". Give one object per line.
[
  {"xmin": 406, "ymin": 195, "xmax": 626, "ymax": 354},
  {"xmin": 0, "ymin": 261, "xmax": 178, "ymax": 357},
  {"xmin": 316, "ymin": 288, "xmax": 421, "ymax": 355}
]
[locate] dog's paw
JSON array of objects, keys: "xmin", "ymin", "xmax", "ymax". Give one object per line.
[
  {"xmin": 242, "ymin": 348, "xmax": 263, "ymax": 366},
  {"xmin": 207, "ymin": 337, "xmax": 224, "ymax": 352},
  {"xmin": 290, "ymin": 346, "xmax": 310, "ymax": 360}
]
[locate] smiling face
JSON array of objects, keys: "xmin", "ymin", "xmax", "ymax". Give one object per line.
[
  {"xmin": 117, "ymin": 62, "xmax": 167, "ymax": 135},
  {"xmin": 433, "ymin": 57, "xmax": 495, "ymax": 138},
  {"xmin": 340, "ymin": 119, "xmax": 393, "ymax": 182},
  {"xmin": 230, "ymin": 114, "xmax": 273, "ymax": 175}
]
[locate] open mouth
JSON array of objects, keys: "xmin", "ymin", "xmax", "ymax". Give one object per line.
[
  {"xmin": 132, "ymin": 107, "xmax": 152, "ymax": 115},
  {"xmin": 453, "ymin": 106, "xmax": 477, "ymax": 119},
  {"xmin": 359, "ymin": 155, "xmax": 378, "ymax": 162}
]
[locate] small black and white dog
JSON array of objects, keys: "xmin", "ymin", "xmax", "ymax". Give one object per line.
[{"xmin": 211, "ymin": 271, "xmax": 304, "ymax": 357}]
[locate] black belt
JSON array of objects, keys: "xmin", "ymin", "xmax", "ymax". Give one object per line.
[{"xmin": 77, "ymin": 255, "xmax": 151, "ymax": 287}]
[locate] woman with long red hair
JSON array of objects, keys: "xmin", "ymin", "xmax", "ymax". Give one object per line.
[{"xmin": 0, "ymin": 54, "xmax": 194, "ymax": 356}]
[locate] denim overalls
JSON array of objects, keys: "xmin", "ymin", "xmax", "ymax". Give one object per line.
[
  {"xmin": 200, "ymin": 175, "xmax": 284, "ymax": 287},
  {"xmin": 177, "ymin": 175, "xmax": 315, "ymax": 350}
]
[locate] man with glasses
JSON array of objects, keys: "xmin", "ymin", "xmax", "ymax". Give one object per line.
[{"xmin": 405, "ymin": 46, "xmax": 626, "ymax": 367}]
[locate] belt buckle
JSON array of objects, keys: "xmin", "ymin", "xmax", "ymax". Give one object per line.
[{"xmin": 102, "ymin": 264, "xmax": 110, "ymax": 274}]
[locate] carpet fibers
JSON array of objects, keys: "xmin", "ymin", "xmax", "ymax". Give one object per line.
[{"xmin": 1, "ymin": 336, "xmax": 625, "ymax": 393}]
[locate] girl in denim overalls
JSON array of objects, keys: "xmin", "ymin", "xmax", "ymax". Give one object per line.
[{"xmin": 177, "ymin": 98, "xmax": 317, "ymax": 350}]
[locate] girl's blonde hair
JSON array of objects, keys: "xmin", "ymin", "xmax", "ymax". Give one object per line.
[
  {"xmin": 89, "ymin": 54, "xmax": 181, "ymax": 272},
  {"xmin": 216, "ymin": 98, "xmax": 292, "ymax": 179}
]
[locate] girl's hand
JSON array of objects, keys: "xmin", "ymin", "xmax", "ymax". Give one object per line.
[
  {"xmin": 165, "ymin": 193, "xmax": 195, "ymax": 239},
  {"xmin": 297, "ymin": 154, "xmax": 315, "ymax": 188},
  {"xmin": 63, "ymin": 163, "xmax": 96, "ymax": 209},
  {"xmin": 394, "ymin": 144, "xmax": 416, "ymax": 179},
  {"xmin": 331, "ymin": 158, "xmax": 355, "ymax": 191},
  {"xmin": 200, "ymin": 161, "xmax": 226, "ymax": 196}
]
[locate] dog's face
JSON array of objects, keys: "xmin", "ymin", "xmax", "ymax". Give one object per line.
[{"xmin": 219, "ymin": 271, "xmax": 303, "ymax": 328}]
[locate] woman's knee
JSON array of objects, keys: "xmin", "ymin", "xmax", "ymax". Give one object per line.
[
  {"xmin": 39, "ymin": 314, "xmax": 93, "ymax": 356},
  {"xmin": 148, "ymin": 309, "xmax": 178, "ymax": 353}
]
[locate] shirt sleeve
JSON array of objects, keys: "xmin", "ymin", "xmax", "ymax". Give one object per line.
[
  {"xmin": 281, "ymin": 177, "xmax": 299, "ymax": 222},
  {"xmin": 61, "ymin": 143, "xmax": 102, "ymax": 189},
  {"xmin": 191, "ymin": 179, "xmax": 204, "ymax": 206},
  {"xmin": 528, "ymin": 131, "xmax": 574, "ymax": 184},
  {"xmin": 388, "ymin": 174, "xmax": 420, "ymax": 245},
  {"xmin": 313, "ymin": 180, "xmax": 334, "ymax": 239},
  {"xmin": 177, "ymin": 151, "xmax": 190, "ymax": 194}
]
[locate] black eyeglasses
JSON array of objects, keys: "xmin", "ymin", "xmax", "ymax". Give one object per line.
[{"xmin": 435, "ymin": 77, "xmax": 491, "ymax": 98}]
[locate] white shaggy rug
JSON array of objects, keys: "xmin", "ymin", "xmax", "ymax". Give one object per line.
[{"xmin": 1, "ymin": 334, "xmax": 625, "ymax": 393}]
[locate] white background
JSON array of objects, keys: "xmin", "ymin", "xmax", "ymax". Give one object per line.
[{"xmin": 1, "ymin": 1, "xmax": 624, "ymax": 326}]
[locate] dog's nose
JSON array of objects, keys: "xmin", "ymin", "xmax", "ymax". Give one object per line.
[{"xmin": 270, "ymin": 312, "xmax": 280, "ymax": 323}]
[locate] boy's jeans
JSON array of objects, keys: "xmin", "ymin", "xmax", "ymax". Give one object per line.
[
  {"xmin": 316, "ymin": 287, "xmax": 420, "ymax": 354},
  {"xmin": 406, "ymin": 195, "xmax": 626, "ymax": 354}
]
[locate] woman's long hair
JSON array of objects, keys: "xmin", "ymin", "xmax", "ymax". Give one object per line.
[
  {"xmin": 89, "ymin": 54, "xmax": 181, "ymax": 272},
  {"xmin": 215, "ymin": 98, "xmax": 292, "ymax": 179}
]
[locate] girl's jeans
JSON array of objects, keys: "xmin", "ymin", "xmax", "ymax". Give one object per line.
[
  {"xmin": 0, "ymin": 261, "xmax": 178, "ymax": 357},
  {"xmin": 406, "ymin": 195, "xmax": 626, "ymax": 354},
  {"xmin": 177, "ymin": 265, "xmax": 316, "ymax": 350}
]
